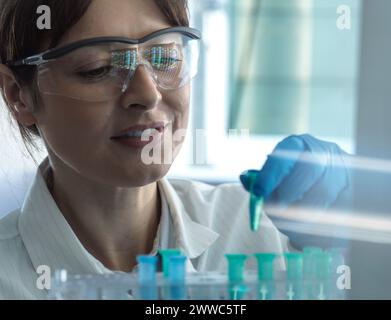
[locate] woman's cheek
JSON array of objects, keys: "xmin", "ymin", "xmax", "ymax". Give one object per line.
[
  {"xmin": 171, "ymin": 107, "xmax": 190, "ymax": 163},
  {"xmin": 36, "ymin": 98, "xmax": 107, "ymax": 160},
  {"xmin": 170, "ymin": 90, "xmax": 190, "ymax": 129}
]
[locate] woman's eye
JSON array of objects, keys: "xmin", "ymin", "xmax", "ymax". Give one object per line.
[
  {"xmin": 153, "ymin": 57, "xmax": 182, "ymax": 70},
  {"xmin": 77, "ymin": 66, "xmax": 113, "ymax": 79}
]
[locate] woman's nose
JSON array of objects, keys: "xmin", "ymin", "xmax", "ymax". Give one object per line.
[{"xmin": 120, "ymin": 65, "xmax": 162, "ymax": 110}]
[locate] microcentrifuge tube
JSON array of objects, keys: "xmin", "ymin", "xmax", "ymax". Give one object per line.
[
  {"xmin": 244, "ymin": 170, "xmax": 264, "ymax": 232},
  {"xmin": 303, "ymin": 247, "xmax": 322, "ymax": 276},
  {"xmin": 314, "ymin": 251, "xmax": 332, "ymax": 300},
  {"xmin": 303, "ymin": 247, "xmax": 322, "ymax": 299},
  {"xmin": 159, "ymin": 249, "xmax": 181, "ymax": 278},
  {"xmin": 225, "ymin": 254, "xmax": 248, "ymax": 300},
  {"xmin": 168, "ymin": 255, "xmax": 187, "ymax": 300},
  {"xmin": 137, "ymin": 255, "xmax": 158, "ymax": 300},
  {"xmin": 285, "ymin": 253, "xmax": 304, "ymax": 300},
  {"xmin": 254, "ymin": 253, "xmax": 276, "ymax": 300}
]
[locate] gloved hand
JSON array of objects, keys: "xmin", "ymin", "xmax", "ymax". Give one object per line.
[
  {"xmin": 240, "ymin": 134, "xmax": 352, "ymax": 248},
  {"xmin": 240, "ymin": 134, "xmax": 352, "ymax": 250}
]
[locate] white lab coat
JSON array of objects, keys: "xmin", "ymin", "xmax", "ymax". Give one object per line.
[{"xmin": 0, "ymin": 157, "xmax": 290, "ymax": 299}]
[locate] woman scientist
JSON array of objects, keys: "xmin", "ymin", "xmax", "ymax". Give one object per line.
[{"xmin": 0, "ymin": 0, "xmax": 350, "ymax": 299}]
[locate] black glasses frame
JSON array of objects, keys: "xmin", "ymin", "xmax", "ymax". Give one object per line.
[{"xmin": 6, "ymin": 27, "xmax": 201, "ymax": 67}]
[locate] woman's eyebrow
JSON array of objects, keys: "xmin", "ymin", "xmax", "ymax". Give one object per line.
[{"xmin": 63, "ymin": 50, "xmax": 110, "ymax": 64}]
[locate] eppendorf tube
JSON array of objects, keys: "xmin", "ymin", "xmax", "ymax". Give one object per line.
[
  {"xmin": 225, "ymin": 254, "xmax": 248, "ymax": 300},
  {"xmin": 303, "ymin": 247, "xmax": 323, "ymax": 300},
  {"xmin": 314, "ymin": 251, "xmax": 332, "ymax": 300},
  {"xmin": 254, "ymin": 253, "xmax": 276, "ymax": 300},
  {"xmin": 159, "ymin": 249, "xmax": 182, "ymax": 279},
  {"xmin": 159, "ymin": 249, "xmax": 183, "ymax": 300},
  {"xmin": 168, "ymin": 255, "xmax": 187, "ymax": 300},
  {"xmin": 285, "ymin": 253, "xmax": 304, "ymax": 300},
  {"xmin": 137, "ymin": 255, "xmax": 158, "ymax": 300},
  {"xmin": 243, "ymin": 170, "xmax": 265, "ymax": 232}
]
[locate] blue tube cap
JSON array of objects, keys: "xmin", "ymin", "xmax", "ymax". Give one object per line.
[{"xmin": 137, "ymin": 255, "xmax": 158, "ymax": 284}]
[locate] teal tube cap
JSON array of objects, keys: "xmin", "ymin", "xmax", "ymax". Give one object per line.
[
  {"xmin": 159, "ymin": 249, "xmax": 182, "ymax": 278},
  {"xmin": 254, "ymin": 253, "xmax": 276, "ymax": 281},
  {"xmin": 225, "ymin": 254, "xmax": 248, "ymax": 282},
  {"xmin": 285, "ymin": 253, "xmax": 304, "ymax": 280}
]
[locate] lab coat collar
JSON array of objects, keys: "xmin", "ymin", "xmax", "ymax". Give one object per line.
[
  {"xmin": 18, "ymin": 158, "xmax": 219, "ymax": 276},
  {"xmin": 158, "ymin": 178, "xmax": 219, "ymax": 259}
]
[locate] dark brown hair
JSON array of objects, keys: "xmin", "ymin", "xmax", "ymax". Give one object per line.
[{"xmin": 0, "ymin": 0, "xmax": 189, "ymax": 160}]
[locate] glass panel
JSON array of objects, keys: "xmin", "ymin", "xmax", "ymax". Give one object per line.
[{"xmin": 228, "ymin": 0, "xmax": 362, "ymax": 145}]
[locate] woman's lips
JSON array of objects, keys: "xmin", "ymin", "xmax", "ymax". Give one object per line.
[
  {"xmin": 111, "ymin": 121, "xmax": 168, "ymax": 139},
  {"xmin": 110, "ymin": 122, "xmax": 169, "ymax": 149}
]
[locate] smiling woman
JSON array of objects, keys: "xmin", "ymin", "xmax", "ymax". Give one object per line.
[
  {"xmin": 0, "ymin": 0, "xmax": 292, "ymax": 299},
  {"xmin": 0, "ymin": 0, "xmax": 189, "ymax": 159}
]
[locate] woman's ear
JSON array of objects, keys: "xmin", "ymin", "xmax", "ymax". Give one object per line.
[{"xmin": 0, "ymin": 64, "xmax": 37, "ymax": 126}]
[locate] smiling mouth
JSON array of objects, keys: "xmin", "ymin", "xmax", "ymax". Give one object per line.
[
  {"xmin": 110, "ymin": 122, "xmax": 169, "ymax": 140},
  {"xmin": 111, "ymin": 128, "xmax": 161, "ymax": 139}
]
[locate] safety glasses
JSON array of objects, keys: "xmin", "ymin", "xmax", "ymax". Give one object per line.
[{"xmin": 6, "ymin": 27, "xmax": 201, "ymax": 102}]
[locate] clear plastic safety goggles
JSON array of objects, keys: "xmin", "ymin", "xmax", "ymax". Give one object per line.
[{"xmin": 6, "ymin": 27, "xmax": 201, "ymax": 102}]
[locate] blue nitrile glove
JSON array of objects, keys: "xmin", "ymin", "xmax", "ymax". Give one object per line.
[{"xmin": 240, "ymin": 134, "xmax": 352, "ymax": 249}]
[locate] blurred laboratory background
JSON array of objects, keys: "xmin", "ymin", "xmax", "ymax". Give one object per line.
[
  {"xmin": 171, "ymin": 0, "xmax": 360, "ymax": 182},
  {"xmin": 0, "ymin": 0, "xmax": 363, "ymax": 212},
  {"xmin": 1, "ymin": 0, "xmax": 391, "ymax": 299}
]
